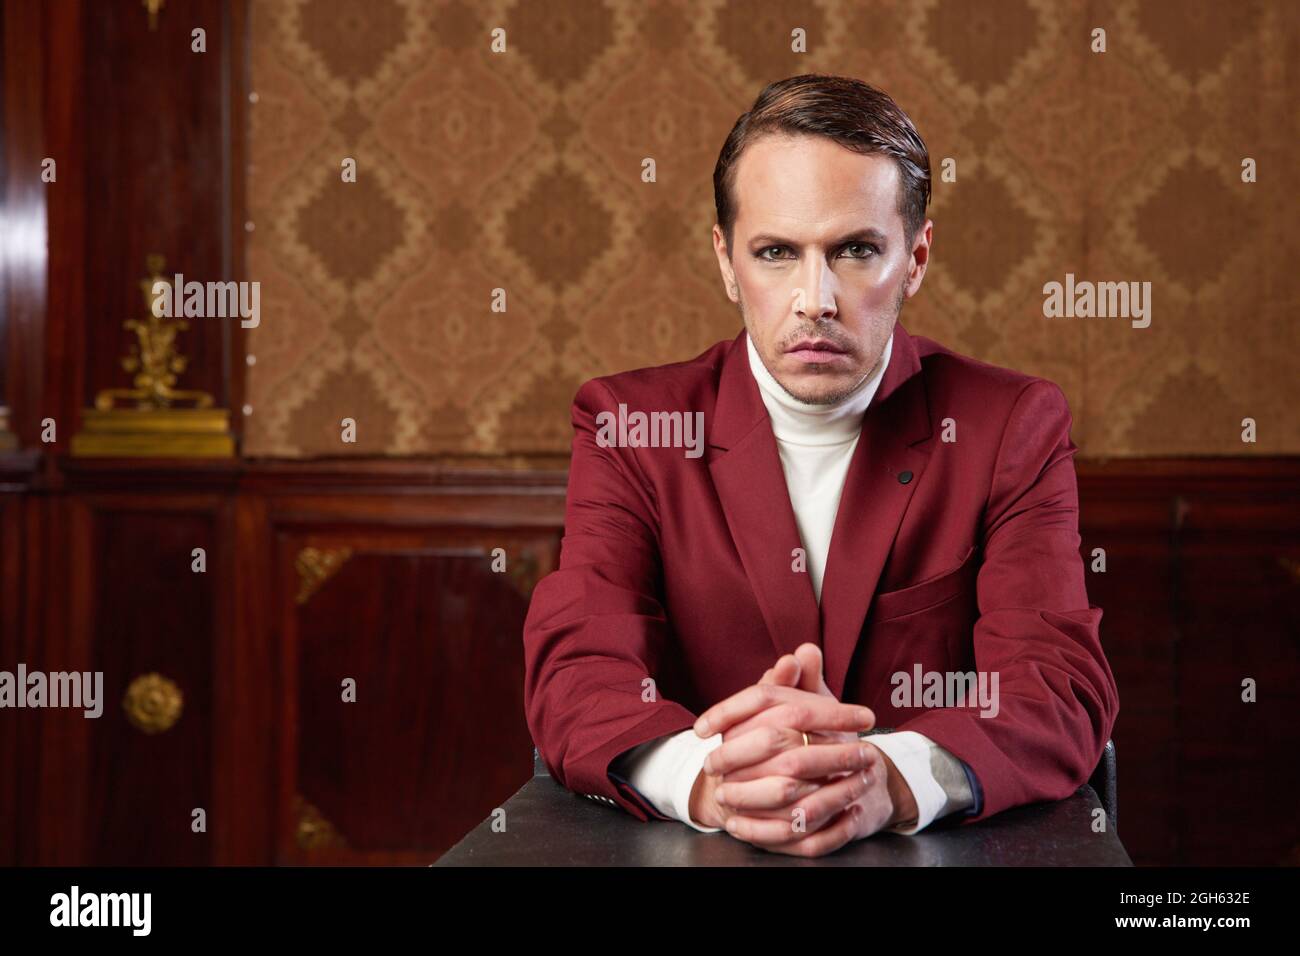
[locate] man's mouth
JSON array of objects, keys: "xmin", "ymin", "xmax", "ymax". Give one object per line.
[{"xmin": 785, "ymin": 338, "xmax": 849, "ymax": 364}]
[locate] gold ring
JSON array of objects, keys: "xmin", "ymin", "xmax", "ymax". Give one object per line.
[{"xmin": 801, "ymin": 731, "xmax": 811, "ymax": 747}]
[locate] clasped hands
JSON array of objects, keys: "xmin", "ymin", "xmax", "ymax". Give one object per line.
[{"xmin": 687, "ymin": 642, "xmax": 919, "ymax": 857}]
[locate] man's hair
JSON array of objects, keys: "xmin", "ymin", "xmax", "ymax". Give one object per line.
[{"xmin": 713, "ymin": 73, "xmax": 931, "ymax": 258}]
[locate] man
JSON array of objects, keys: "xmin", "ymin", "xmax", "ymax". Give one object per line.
[{"xmin": 523, "ymin": 74, "xmax": 1118, "ymax": 858}]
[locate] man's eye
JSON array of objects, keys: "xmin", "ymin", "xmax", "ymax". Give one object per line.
[
  {"xmin": 757, "ymin": 244, "xmax": 877, "ymax": 261},
  {"xmin": 841, "ymin": 243, "xmax": 877, "ymax": 258}
]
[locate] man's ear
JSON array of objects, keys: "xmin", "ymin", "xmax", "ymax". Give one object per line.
[
  {"xmin": 905, "ymin": 218, "xmax": 933, "ymax": 296},
  {"xmin": 712, "ymin": 223, "xmax": 739, "ymax": 303}
]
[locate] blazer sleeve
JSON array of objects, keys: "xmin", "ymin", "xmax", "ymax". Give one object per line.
[
  {"xmin": 523, "ymin": 378, "xmax": 702, "ymax": 821},
  {"xmin": 895, "ymin": 379, "xmax": 1119, "ymax": 823}
]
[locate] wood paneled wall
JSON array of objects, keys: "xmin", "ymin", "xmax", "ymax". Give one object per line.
[
  {"xmin": 2, "ymin": 454, "xmax": 1298, "ymax": 865},
  {"xmin": 1, "ymin": 456, "xmax": 565, "ymax": 865},
  {"xmin": 1075, "ymin": 459, "xmax": 1300, "ymax": 865}
]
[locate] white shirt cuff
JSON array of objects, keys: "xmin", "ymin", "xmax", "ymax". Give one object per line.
[
  {"xmin": 867, "ymin": 731, "xmax": 974, "ymax": 835},
  {"xmin": 619, "ymin": 728, "xmax": 724, "ymax": 832}
]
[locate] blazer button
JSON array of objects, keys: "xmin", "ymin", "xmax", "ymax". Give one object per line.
[{"xmin": 898, "ymin": 470, "xmax": 913, "ymax": 484}]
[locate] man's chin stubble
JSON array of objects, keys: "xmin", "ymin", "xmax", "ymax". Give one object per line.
[{"xmin": 779, "ymin": 365, "xmax": 873, "ymax": 406}]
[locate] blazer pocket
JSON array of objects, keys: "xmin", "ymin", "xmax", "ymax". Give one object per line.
[{"xmin": 869, "ymin": 545, "xmax": 978, "ymax": 623}]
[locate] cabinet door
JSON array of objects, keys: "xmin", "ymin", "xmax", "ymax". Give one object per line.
[
  {"xmin": 50, "ymin": 496, "xmax": 227, "ymax": 866},
  {"xmin": 274, "ymin": 521, "xmax": 557, "ymax": 865},
  {"xmin": 1079, "ymin": 498, "xmax": 1179, "ymax": 865},
  {"xmin": 1178, "ymin": 523, "xmax": 1300, "ymax": 865}
]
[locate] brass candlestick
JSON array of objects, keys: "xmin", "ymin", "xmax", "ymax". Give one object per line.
[{"xmin": 71, "ymin": 254, "xmax": 235, "ymax": 457}]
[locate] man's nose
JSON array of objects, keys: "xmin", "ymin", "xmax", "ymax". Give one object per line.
[{"xmin": 792, "ymin": 258, "xmax": 837, "ymax": 321}]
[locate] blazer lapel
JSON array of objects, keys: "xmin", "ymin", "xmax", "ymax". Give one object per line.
[
  {"xmin": 708, "ymin": 332, "xmax": 821, "ymax": 661},
  {"xmin": 819, "ymin": 323, "xmax": 933, "ymax": 698}
]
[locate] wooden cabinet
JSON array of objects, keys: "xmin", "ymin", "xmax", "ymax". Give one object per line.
[
  {"xmin": 1078, "ymin": 460, "xmax": 1300, "ymax": 865},
  {"xmin": 0, "ymin": 457, "xmax": 565, "ymax": 865}
]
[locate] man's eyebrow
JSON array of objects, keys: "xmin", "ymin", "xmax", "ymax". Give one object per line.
[{"xmin": 748, "ymin": 227, "xmax": 889, "ymax": 247}]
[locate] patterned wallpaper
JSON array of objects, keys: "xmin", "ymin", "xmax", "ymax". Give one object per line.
[{"xmin": 245, "ymin": 0, "xmax": 1299, "ymax": 458}]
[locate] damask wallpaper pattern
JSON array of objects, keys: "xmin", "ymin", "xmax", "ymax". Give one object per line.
[{"xmin": 245, "ymin": 0, "xmax": 1298, "ymax": 458}]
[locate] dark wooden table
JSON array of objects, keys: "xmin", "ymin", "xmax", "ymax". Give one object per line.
[{"xmin": 435, "ymin": 763, "xmax": 1134, "ymax": 866}]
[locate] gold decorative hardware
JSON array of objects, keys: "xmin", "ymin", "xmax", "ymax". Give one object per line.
[
  {"xmin": 71, "ymin": 254, "xmax": 234, "ymax": 457},
  {"xmin": 71, "ymin": 407, "xmax": 235, "ymax": 457},
  {"xmin": 123, "ymin": 673, "xmax": 184, "ymax": 733},
  {"xmin": 95, "ymin": 254, "xmax": 215, "ymax": 412},
  {"xmin": 295, "ymin": 546, "xmax": 354, "ymax": 605},
  {"xmin": 143, "ymin": 0, "xmax": 165, "ymax": 31},
  {"xmin": 294, "ymin": 795, "xmax": 347, "ymax": 850}
]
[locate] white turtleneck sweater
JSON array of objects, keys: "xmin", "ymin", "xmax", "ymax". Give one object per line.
[
  {"xmin": 748, "ymin": 329, "xmax": 887, "ymax": 602},
  {"xmin": 612, "ymin": 328, "xmax": 977, "ymax": 835}
]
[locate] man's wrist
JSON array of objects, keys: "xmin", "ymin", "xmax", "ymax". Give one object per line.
[
  {"xmin": 689, "ymin": 768, "xmax": 721, "ymax": 829},
  {"xmin": 875, "ymin": 747, "xmax": 920, "ymax": 829}
]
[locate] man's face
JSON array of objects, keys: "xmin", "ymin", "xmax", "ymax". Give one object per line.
[{"xmin": 713, "ymin": 133, "xmax": 932, "ymax": 404}]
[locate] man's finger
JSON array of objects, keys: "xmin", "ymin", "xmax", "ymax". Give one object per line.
[
  {"xmin": 723, "ymin": 767, "xmax": 872, "ymax": 845},
  {"xmin": 731, "ymin": 764, "xmax": 873, "ymax": 840},
  {"xmin": 765, "ymin": 804, "xmax": 865, "ymax": 858},
  {"xmin": 720, "ymin": 740, "xmax": 881, "ymax": 785},
  {"xmin": 758, "ymin": 654, "xmax": 800, "ymax": 688},
  {"xmin": 695, "ymin": 685, "xmax": 873, "ymax": 738},
  {"xmin": 724, "ymin": 710, "xmax": 869, "ymax": 743},
  {"xmin": 705, "ymin": 724, "xmax": 801, "ymax": 776},
  {"xmin": 714, "ymin": 774, "xmax": 822, "ymax": 812},
  {"xmin": 792, "ymin": 643, "xmax": 830, "ymax": 695}
]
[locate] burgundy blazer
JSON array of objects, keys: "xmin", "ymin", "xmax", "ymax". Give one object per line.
[{"xmin": 523, "ymin": 321, "xmax": 1119, "ymax": 826}]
